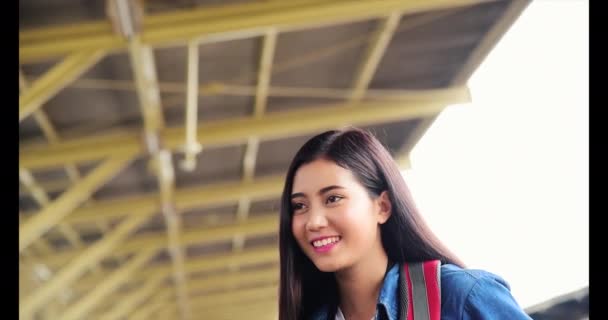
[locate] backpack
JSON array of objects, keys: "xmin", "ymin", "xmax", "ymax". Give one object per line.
[{"xmin": 398, "ymin": 260, "xmax": 441, "ymax": 320}]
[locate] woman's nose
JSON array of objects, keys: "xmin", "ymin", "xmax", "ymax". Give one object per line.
[{"xmin": 306, "ymin": 210, "xmax": 328, "ymax": 232}]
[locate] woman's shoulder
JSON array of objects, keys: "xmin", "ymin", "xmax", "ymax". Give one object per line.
[
  {"xmin": 439, "ymin": 264, "xmax": 532, "ymax": 319},
  {"xmin": 440, "ymin": 263, "xmax": 511, "ymax": 292}
]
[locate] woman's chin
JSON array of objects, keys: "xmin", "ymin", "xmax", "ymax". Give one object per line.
[{"xmin": 312, "ymin": 259, "xmax": 343, "ymax": 273}]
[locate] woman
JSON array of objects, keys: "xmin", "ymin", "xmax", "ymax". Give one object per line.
[{"xmin": 278, "ymin": 128, "xmax": 532, "ymax": 320}]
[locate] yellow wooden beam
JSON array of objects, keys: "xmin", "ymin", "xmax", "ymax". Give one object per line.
[
  {"xmin": 158, "ymin": 300, "xmax": 276, "ymax": 320},
  {"xmin": 19, "ymin": 212, "xmax": 153, "ymax": 319},
  {"xmin": 127, "ymin": 290, "xmax": 174, "ymax": 320},
  {"xmin": 19, "ymin": 261, "xmax": 39, "ymax": 301},
  {"xmin": 24, "ymin": 174, "xmax": 283, "ymax": 229},
  {"xmin": 187, "ymin": 284, "xmax": 277, "ymax": 310},
  {"xmin": 98, "ymin": 271, "xmax": 167, "ymax": 320},
  {"xmin": 156, "ymin": 304, "xmax": 179, "ymax": 320},
  {"xmin": 28, "ymin": 243, "xmax": 271, "ymax": 316},
  {"xmin": 128, "ymin": 36, "xmax": 165, "ymax": 137},
  {"xmin": 19, "ymin": 154, "xmax": 134, "ymax": 252},
  {"xmin": 75, "ymin": 245, "xmax": 277, "ymax": 295},
  {"xmin": 17, "ymin": 62, "xmax": 92, "ymax": 249},
  {"xmin": 127, "ymin": 22, "xmax": 191, "ymax": 318},
  {"xmin": 234, "ymin": 28, "xmax": 278, "ymax": 254},
  {"xmin": 18, "ymin": 49, "xmax": 104, "ymax": 121},
  {"xmin": 203, "ymin": 299, "xmax": 276, "ymax": 313},
  {"xmin": 19, "ymin": 166, "xmax": 85, "ymax": 276},
  {"xmin": 19, "ymin": 168, "xmax": 51, "ymax": 210},
  {"xmin": 94, "ymin": 264, "xmax": 278, "ymax": 316},
  {"xmin": 396, "ymin": 0, "xmax": 531, "ymax": 162},
  {"xmin": 18, "ymin": 68, "xmax": 27, "ymax": 92},
  {"xmin": 197, "ymin": 302, "xmax": 277, "ymax": 320},
  {"xmin": 40, "ymin": 301, "xmax": 63, "ymax": 320},
  {"xmin": 29, "ymin": 240, "xmax": 54, "ymax": 259},
  {"xmin": 20, "ymin": 166, "xmax": 84, "ymax": 247},
  {"xmin": 18, "ymin": 7, "xmax": 459, "ymax": 160},
  {"xmin": 161, "ymin": 300, "xmax": 278, "ymax": 320},
  {"xmin": 18, "ymin": 216, "xmax": 45, "ymax": 262},
  {"xmin": 151, "ymin": 284, "xmax": 277, "ymax": 318},
  {"xmin": 349, "ymin": 12, "xmax": 401, "ymax": 102},
  {"xmin": 19, "ymin": 0, "xmax": 485, "ymax": 63},
  {"xmin": 20, "ymin": 178, "xmax": 76, "ymax": 197},
  {"xmin": 188, "ymin": 267, "xmax": 278, "ymax": 296},
  {"xmin": 147, "ymin": 266, "xmax": 278, "ymax": 307},
  {"xmin": 57, "ymin": 248, "xmax": 157, "ymax": 320},
  {"xmin": 254, "ymin": 29, "xmax": 277, "ymax": 117},
  {"xmin": 59, "ymin": 78, "xmax": 471, "ymax": 101},
  {"xmin": 43, "ymin": 8, "xmax": 456, "ymax": 104},
  {"xmin": 23, "ymin": 0, "xmax": 305, "ymax": 44},
  {"xmin": 241, "ymin": 29, "xmax": 277, "ymax": 181},
  {"xmin": 20, "ymin": 87, "xmax": 471, "ymax": 170},
  {"xmin": 19, "ymin": 1, "xmax": 320, "ymax": 59},
  {"xmin": 20, "ymin": 87, "xmax": 468, "ymax": 232},
  {"xmin": 20, "ymin": 1, "xmax": 334, "ymax": 44},
  {"xmin": 31, "ymin": 110, "xmax": 60, "ymax": 143},
  {"xmin": 53, "ymin": 212, "xmax": 274, "ymax": 276},
  {"xmin": 156, "ymin": 151, "xmax": 192, "ymax": 320},
  {"xmin": 16, "ymin": 87, "xmax": 470, "ymax": 187}
]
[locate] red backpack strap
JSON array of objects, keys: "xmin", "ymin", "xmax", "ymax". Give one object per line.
[{"xmin": 401, "ymin": 260, "xmax": 441, "ymax": 320}]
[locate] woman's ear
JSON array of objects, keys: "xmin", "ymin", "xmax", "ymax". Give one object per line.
[{"xmin": 377, "ymin": 191, "xmax": 392, "ymax": 224}]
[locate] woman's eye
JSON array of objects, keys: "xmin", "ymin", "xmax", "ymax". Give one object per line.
[
  {"xmin": 326, "ymin": 195, "xmax": 344, "ymax": 204},
  {"xmin": 292, "ymin": 202, "xmax": 306, "ymax": 211}
]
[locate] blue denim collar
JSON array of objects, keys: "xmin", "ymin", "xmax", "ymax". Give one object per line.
[{"xmin": 377, "ymin": 263, "xmax": 399, "ymax": 320}]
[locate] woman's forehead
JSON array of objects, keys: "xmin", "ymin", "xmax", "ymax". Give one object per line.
[{"xmin": 292, "ymin": 159, "xmax": 356, "ymax": 193}]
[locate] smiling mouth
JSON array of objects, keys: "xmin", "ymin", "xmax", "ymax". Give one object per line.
[{"xmin": 310, "ymin": 236, "xmax": 341, "ymax": 249}]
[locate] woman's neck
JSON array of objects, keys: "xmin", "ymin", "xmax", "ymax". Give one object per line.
[{"xmin": 334, "ymin": 240, "xmax": 388, "ymax": 320}]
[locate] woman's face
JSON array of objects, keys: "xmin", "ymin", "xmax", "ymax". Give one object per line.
[{"xmin": 290, "ymin": 158, "xmax": 391, "ymax": 272}]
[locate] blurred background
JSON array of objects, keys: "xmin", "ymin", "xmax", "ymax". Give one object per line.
[{"xmin": 19, "ymin": 0, "xmax": 588, "ymax": 319}]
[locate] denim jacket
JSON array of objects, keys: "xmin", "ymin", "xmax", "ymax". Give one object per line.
[{"xmin": 311, "ymin": 263, "xmax": 533, "ymax": 320}]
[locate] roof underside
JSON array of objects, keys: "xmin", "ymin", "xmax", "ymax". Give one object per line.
[{"xmin": 19, "ymin": 1, "xmax": 531, "ymax": 319}]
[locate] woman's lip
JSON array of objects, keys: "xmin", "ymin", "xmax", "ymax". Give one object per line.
[
  {"xmin": 311, "ymin": 238, "xmax": 341, "ymax": 253},
  {"xmin": 309, "ymin": 235, "xmax": 341, "ymax": 243}
]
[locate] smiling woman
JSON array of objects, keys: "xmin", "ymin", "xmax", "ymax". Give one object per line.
[
  {"xmin": 291, "ymin": 158, "xmax": 392, "ymax": 272},
  {"xmin": 278, "ymin": 128, "xmax": 533, "ymax": 320}
]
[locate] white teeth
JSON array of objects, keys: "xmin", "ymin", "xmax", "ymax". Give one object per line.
[{"xmin": 312, "ymin": 237, "xmax": 340, "ymax": 248}]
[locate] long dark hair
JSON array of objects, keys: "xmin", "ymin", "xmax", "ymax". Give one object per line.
[{"xmin": 278, "ymin": 128, "xmax": 464, "ymax": 320}]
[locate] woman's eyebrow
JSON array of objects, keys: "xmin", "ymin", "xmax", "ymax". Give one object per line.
[
  {"xmin": 291, "ymin": 185, "xmax": 345, "ymax": 199},
  {"xmin": 290, "ymin": 192, "xmax": 306, "ymax": 199},
  {"xmin": 318, "ymin": 185, "xmax": 345, "ymax": 195}
]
